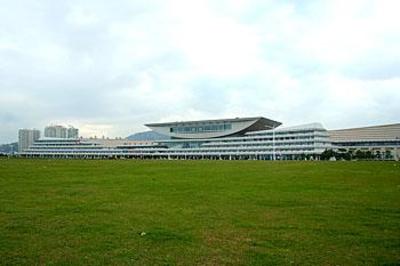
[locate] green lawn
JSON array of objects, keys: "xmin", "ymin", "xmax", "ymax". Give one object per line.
[{"xmin": 0, "ymin": 159, "xmax": 399, "ymax": 265}]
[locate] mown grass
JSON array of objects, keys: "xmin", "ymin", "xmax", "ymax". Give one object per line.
[{"xmin": 0, "ymin": 159, "xmax": 399, "ymax": 265}]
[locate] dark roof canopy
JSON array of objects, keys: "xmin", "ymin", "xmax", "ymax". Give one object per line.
[
  {"xmin": 145, "ymin": 116, "xmax": 280, "ymax": 127},
  {"xmin": 146, "ymin": 116, "xmax": 282, "ymax": 139}
]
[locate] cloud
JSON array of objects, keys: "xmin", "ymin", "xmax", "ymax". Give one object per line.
[{"xmin": 0, "ymin": 0, "xmax": 399, "ymax": 143}]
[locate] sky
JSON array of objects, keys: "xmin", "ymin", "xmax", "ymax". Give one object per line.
[{"xmin": 0, "ymin": 0, "xmax": 399, "ymax": 143}]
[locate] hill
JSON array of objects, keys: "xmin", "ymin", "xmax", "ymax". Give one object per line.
[{"xmin": 0, "ymin": 142, "xmax": 18, "ymax": 154}]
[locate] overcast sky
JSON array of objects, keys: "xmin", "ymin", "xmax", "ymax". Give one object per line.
[{"xmin": 1, "ymin": 0, "xmax": 399, "ymax": 143}]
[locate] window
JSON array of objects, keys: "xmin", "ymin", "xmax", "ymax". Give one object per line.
[{"xmin": 170, "ymin": 123, "xmax": 232, "ymax": 134}]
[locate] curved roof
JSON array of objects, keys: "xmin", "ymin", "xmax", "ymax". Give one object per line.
[
  {"xmin": 246, "ymin": 122, "xmax": 326, "ymax": 135},
  {"xmin": 146, "ymin": 116, "xmax": 281, "ymax": 139}
]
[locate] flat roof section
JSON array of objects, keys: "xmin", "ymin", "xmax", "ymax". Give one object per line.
[{"xmin": 329, "ymin": 123, "xmax": 400, "ymax": 141}]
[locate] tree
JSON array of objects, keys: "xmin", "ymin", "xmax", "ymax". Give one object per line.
[
  {"xmin": 355, "ymin": 150, "xmax": 366, "ymax": 160},
  {"xmin": 321, "ymin": 149, "xmax": 336, "ymax": 160},
  {"xmin": 341, "ymin": 151, "xmax": 351, "ymax": 161},
  {"xmin": 385, "ymin": 150, "xmax": 393, "ymax": 160}
]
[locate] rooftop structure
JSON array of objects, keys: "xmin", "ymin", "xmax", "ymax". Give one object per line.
[{"xmin": 146, "ymin": 116, "xmax": 281, "ymax": 139}]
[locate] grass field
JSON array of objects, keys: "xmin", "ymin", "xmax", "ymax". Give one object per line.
[{"xmin": 0, "ymin": 159, "xmax": 399, "ymax": 265}]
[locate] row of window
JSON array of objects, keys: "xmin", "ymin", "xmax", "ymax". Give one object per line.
[
  {"xmin": 336, "ymin": 141, "xmax": 400, "ymax": 146},
  {"xmin": 250, "ymin": 130, "xmax": 328, "ymax": 136},
  {"xmin": 170, "ymin": 124, "xmax": 232, "ymax": 134},
  {"xmin": 24, "ymin": 148, "xmax": 317, "ymax": 155},
  {"xmin": 204, "ymin": 143, "xmax": 330, "ymax": 148},
  {"xmin": 204, "ymin": 137, "xmax": 324, "ymax": 146}
]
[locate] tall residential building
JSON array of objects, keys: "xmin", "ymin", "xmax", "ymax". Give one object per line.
[
  {"xmin": 18, "ymin": 129, "xmax": 40, "ymax": 152},
  {"xmin": 44, "ymin": 125, "xmax": 67, "ymax": 138},
  {"xmin": 67, "ymin": 127, "xmax": 79, "ymax": 138}
]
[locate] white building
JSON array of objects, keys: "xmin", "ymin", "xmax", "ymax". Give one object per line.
[
  {"xmin": 45, "ymin": 125, "xmax": 79, "ymax": 139},
  {"xmin": 67, "ymin": 127, "xmax": 79, "ymax": 138},
  {"xmin": 19, "ymin": 117, "xmax": 332, "ymax": 160},
  {"xmin": 44, "ymin": 125, "xmax": 67, "ymax": 138},
  {"xmin": 18, "ymin": 117, "xmax": 399, "ymax": 160},
  {"xmin": 18, "ymin": 129, "xmax": 40, "ymax": 152}
]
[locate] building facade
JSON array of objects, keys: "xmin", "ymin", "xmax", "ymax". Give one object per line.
[
  {"xmin": 18, "ymin": 129, "xmax": 40, "ymax": 152},
  {"xmin": 18, "ymin": 117, "xmax": 400, "ymax": 161},
  {"xmin": 45, "ymin": 125, "xmax": 79, "ymax": 139},
  {"xmin": 67, "ymin": 127, "xmax": 79, "ymax": 138},
  {"xmin": 19, "ymin": 117, "xmax": 332, "ymax": 160},
  {"xmin": 329, "ymin": 123, "xmax": 400, "ymax": 160},
  {"xmin": 44, "ymin": 125, "xmax": 67, "ymax": 138}
]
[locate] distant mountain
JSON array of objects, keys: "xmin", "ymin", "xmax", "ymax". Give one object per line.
[
  {"xmin": 0, "ymin": 142, "xmax": 18, "ymax": 154},
  {"xmin": 127, "ymin": 131, "xmax": 169, "ymax": 141}
]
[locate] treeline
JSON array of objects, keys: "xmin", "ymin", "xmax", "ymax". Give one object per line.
[{"xmin": 320, "ymin": 149, "xmax": 393, "ymax": 160}]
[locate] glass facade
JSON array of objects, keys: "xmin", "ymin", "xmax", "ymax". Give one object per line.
[{"xmin": 170, "ymin": 123, "xmax": 232, "ymax": 134}]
